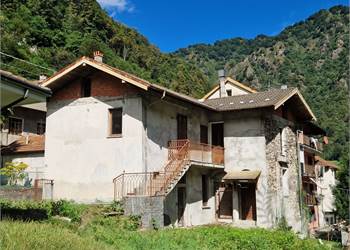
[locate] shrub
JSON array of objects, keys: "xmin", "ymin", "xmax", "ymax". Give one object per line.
[
  {"xmin": 51, "ymin": 200, "xmax": 87, "ymax": 222},
  {"xmin": 0, "ymin": 199, "xmax": 52, "ymax": 220}
]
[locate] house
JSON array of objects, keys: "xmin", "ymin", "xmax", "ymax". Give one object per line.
[
  {"xmin": 315, "ymin": 156, "xmax": 338, "ymax": 227},
  {"xmin": 40, "ymin": 52, "xmax": 331, "ymax": 231}
]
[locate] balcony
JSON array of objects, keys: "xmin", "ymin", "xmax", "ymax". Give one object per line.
[
  {"xmin": 304, "ymin": 193, "xmax": 319, "ymax": 206},
  {"xmin": 113, "ymin": 140, "xmax": 224, "ymax": 200},
  {"xmin": 302, "ymin": 163, "xmax": 316, "ymax": 178},
  {"xmin": 299, "ymin": 134, "xmax": 323, "ymax": 152}
]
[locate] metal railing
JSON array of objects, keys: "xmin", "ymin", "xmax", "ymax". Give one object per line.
[
  {"xmin": 299, "ymin": 134, "xmax": 323, "ymax": 151},
  {"xmin": 113, "ymin": 140, "xmax": 225, "ymax": 200}
]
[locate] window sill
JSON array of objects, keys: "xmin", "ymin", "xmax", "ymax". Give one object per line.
[
  {"xmin": 202, "ymin": 206, "xmax": 211, "ymax": 210},
  {"xmin": 107, "ymin": 134, "xmax": 122, "ymax": 138}
]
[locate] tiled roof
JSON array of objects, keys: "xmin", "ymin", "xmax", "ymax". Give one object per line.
[
  {"xmin": 203, "ymin": 88, "xmax": 297, "ymax": 111},
  {"xmin": 1, "ymin": 135, "xmax": 45, "ymax": 155},
  {"xmin": 315, "ymin": 156, "xmax": 339, "ymax": 169}
]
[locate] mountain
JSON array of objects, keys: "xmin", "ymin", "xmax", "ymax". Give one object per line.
[
  {"xmin": 175, "ymin": 6, "xmax": 349, "ymax": 163},
  {"xmin": 0, "ymin": 0, "xmax": 209, "ymax": 98}
]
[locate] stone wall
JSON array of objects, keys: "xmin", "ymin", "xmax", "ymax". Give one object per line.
[
  {"xmin": 123, "ymin": 196, "xmax": 164, "ymax": 228},
  {"xmin": 264, "ymin": 114, "xmax": 302, "ymax": 232},
  {"xmin": 0, "ymin": 186, "xmax": 42, "ymax": 201}
]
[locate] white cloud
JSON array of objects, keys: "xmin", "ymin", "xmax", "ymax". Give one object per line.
[{"xmin": 97, "ymin": 0, "xmax": 134, "ymax": 13}]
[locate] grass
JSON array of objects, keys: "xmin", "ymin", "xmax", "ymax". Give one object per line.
[{"xmin": 0, "ymin": 204, "xmax": 341, "ymax": 250}]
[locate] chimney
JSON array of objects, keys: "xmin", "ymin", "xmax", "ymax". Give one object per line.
[
  {"xmin": 93, "ymin": 51, "xmax": 104, "ymax": 63},
  {"xmin": 281, "ymin": 85, "xmax": 288, "ymax": 89},
  {"xmin": 218, "ymin": 69, "xmax": 227, "ymax": 98},
  {"xmin": 39, "ymin": 75, "xmax": 47, "ymax": 81}
]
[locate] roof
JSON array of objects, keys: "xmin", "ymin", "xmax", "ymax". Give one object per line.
[
  {"xmin": 203, "ymin": 87, "xmax": 316, "ymax": 121},
  {"xmin": 1, "ymin": 135, "xmax": 45, "ymax": 155},
  {"xmin": 42, "ymin": 56, "xmax": 316, "ymax": 121},
  {"xmin": 0, "ymin": 70, "xmax": 51, "ymax": 95},
  {"xmin": 315, "ymin": 156, "xmax": 339, "ymax": 169},
  {"xmin": 202, "ymin": 77, "xmax": 257, "ymax": 100},
  {"xmin": 223, "ymin": 170, "xmax": 261, "ymax": 180},
  {"xmin": 42, "ymin": 56, "xmax": 216, "ymax": 111}
]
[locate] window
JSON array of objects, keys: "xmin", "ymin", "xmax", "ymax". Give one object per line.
[
  {"xmin": 226, "ymin": 89, "xmax": 232, "ymax": 96},
  {"xmin": 308, "ymin": 156, "xmax": 313, "ymax": 165},
  {"xmin": 200, "ymin": 125, "xmax": 208, "ymax": 144},
  {"xmin": 81, "ymin": 78, "xmax": 91, "ymax": 97},
  {"xmin": 8, "ymin": 117, "xmax": 23, "ymax": 135},
  {"xmin": 37, "ymin": 120, "xmax": 46, "ymax": 135},
  {"xmin": 300, "ymin": 163, "xmax": 304, "ymax": 174},
  {"xmin": 202, "ymin": 175, "xmax": 209, "ymax": 207},
  {"xmin": 108, "ymin": 108, "xmax": 122, "ymax": 136}
]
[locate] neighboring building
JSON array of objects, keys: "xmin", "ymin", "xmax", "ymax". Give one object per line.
[
  {"xmin": 315, "ymin": 156, "xmax": 338, "ymax": 227},
  {"xmin": 0, "ymin": 70, "xmax": 50, "ymax": 187},
  {"xmin": 39, "ymin": 52, "xmax": 333, "ymax": 232}
]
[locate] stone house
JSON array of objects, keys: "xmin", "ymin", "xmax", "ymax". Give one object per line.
[{"xmin": 39, "ymin": 52, "xmax": 330, "ymax": 231}]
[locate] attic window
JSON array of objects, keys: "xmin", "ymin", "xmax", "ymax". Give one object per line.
[
  {"xmin": 226, "ymin": 90, "xmax": 232, "ymax": 96},
  {"xmin": 81, "ymin": 78, "xmax": 91, "ymax": 97}
]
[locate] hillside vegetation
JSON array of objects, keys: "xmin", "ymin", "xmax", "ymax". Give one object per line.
[
  {"xmin": 0, "ymin": 0, "xmax": 209, "ymax": 97},
  {"xmin": 175, "ymin": 6, "xmax": 349, "ymax": 165}
]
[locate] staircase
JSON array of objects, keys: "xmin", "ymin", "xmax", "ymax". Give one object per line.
[{"xmin": 113, "ymin": 139, "xmax": 224, "ymax": 200}]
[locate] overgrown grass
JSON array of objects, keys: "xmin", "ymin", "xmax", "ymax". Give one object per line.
[{"xmin": 0, "ymin": 204, "xmax": 341, "ymax": 250}]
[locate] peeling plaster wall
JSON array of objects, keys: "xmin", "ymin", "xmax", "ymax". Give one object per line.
[
  {"xmin": 264, "ymin": 115, "xmax": 301, "ymax": 232},
  {"xmin": 45, "ymin": 96, "xmax": 144, "ymax": 202}
]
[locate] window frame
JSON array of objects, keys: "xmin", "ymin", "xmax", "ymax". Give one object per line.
[
  {"xmin": 8, "ymin": 116, "xmax": 24, "ymax": 135},
  {"xmin": 37, "ymin": 120, "xmax": 46, "ymax": 135},
  {"xmin": 81, "ymin": 78, "xmax": 91, "ymax": 98},
  {"xmin": 108, "ymin": 108, "xmax": 123, "ymax": 138},
  {"xmin": 226, "ymin": 89, "xmax": 232, "ymax": 96}
]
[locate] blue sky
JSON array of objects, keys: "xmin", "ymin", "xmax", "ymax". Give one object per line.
[{"xmin": 98, "ymin": 0, "xmax": 349, "ymax": 52}]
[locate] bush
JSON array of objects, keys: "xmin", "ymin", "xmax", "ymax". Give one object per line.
[
  {"xmin": 0, "ymin": 199, "xmax": 86, "ymax": 222},
  {"xmin": 51, "ymin": 200, "xmax": 87, "ymax": 222}
]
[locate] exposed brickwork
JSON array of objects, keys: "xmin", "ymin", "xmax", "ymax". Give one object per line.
[{"xmin": 51, "ymin": 72, "xmax": 139, "ymax": 101}]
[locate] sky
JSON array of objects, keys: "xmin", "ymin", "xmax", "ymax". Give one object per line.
[{"xmin": 97, "ymin": 0, "xmax": 349, "ymax": 52}]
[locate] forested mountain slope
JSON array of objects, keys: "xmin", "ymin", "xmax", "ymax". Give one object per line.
[
  {"xmin": 175, "ymin": 6, "xmax": 349, "ymax": 162},
  {"xmin": 0, "ymin": 0, "xmax": 209, "ymax": 97}
]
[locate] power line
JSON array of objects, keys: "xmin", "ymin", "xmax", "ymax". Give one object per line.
[
  {"xmin": 0, "ymin": 51, "xmax": 55, "ymax": 72},
  {"xmin": 1, "ymin": 62, "xmax": 41, "ymax": 77}
]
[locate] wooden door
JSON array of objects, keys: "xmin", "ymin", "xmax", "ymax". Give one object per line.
[
  {"xmin": 177, "ymin": 114, "xmax": 187, "ymax": 140},
  {"xmin": 177, "ymin": 187, "xmax": 186, "ymax": 226},
  {"xmin": 218, "ymin": 185, "xmax": 233, "ymax": 219},
  {"xmin": 239, "ymin": 183, "xmax": 257, "ymax": 221}
]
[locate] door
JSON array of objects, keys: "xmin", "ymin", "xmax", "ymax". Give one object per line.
[
  {"xmin": 239, "ymin": 183, "xmax": 257, "ymax": 221},
  {"xmin": 211, "ymin": 123, "xmax": 224, "ymax": 147},
  {"xmin": 177, "ymin": 187, "xmax": 186, "ymax": 226},
  {"xmin": 218, "ymin": 184, "xmax": 233, "ymax": 219},
  {"xmin": 200, "ymin": 125, "xmax": 208, "ymax": 144},
  {"xmin": 177, "ymin": 114, "xmax": 187, "ymax": 140}
]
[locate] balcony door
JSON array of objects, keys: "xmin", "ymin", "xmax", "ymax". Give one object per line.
[
  {"xmin": 211, "ymin": 123, "xmax": 224, "ymax": 147},
  {"xmin": 177, "ymin": 114, "xmax": 187, "ymax": 140}
]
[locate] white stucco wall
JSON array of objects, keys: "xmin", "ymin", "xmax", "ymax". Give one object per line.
[
  {"xmin": 2, "ymin": 153, "xmax": 45, "ymax": 184},
  {"xmin": 45, "ymin": 96, "xmax": 144, "ymax": 202},
  {"xmin": 208, "ymin": 83, "xmax": 250, "ymax": 99}
]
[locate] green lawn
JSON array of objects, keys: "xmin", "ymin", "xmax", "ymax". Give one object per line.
[{"xmin": 0, "ymin": 202, "xmax": 341, "ymax": 250}]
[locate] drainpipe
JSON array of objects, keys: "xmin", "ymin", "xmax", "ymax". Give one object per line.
[{"xmin": 296, "ymin": 129, "xmax": 305, "ymax": 234}]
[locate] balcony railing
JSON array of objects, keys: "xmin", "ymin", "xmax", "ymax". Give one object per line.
[
  {"xmin": 302, "ymin": 163, "xmax": 316, "ymax": 178},
  {"xmin": 113, "ymin": 140, "xmax": 224, "ymax": 200},
  {"xmin": 298, "ymin": 134, "xmax": 323, "ymax": 151},
  {"xmin": 304, "ymin": 193, "xmax": 318, "ymax": 206}
]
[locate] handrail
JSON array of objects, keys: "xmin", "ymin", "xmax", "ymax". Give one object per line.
[{"xmin": 113, "ymin": 139, "xmax": 225, "ymax": 200}]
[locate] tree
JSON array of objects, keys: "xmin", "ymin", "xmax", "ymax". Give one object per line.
[
  {"xmin": 333, "ymin": 159, "xmax": 350, "ymax": 223},
  {"xmin": 0, "ymin": 161, "xmax": 29, "ymax": 186}
]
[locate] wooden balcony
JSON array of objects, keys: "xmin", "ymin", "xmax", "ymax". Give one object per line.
[
  {"xmin": 304, "ymin": 193, "xmax": 318, "ymax": 206},
  {"xmin": 298, "ymin": 134, "xmax": 323, "ymax": 152},
  {"xmin": 303, "ymin": 163, "xmax": 316, "ymax": 178}
]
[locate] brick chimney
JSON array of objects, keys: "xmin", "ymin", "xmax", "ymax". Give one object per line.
[
  {"xmin": 218, "ymin": 69, "xmax": 227, "ymax": 98},
  {"xmin": 93, "ymin": 51, "xmax": 104, "ymax": 63}
]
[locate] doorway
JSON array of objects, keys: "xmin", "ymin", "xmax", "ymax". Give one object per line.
[
  {"xmin": 177, "ymin": 187, "xmax": 186, "ymax": 226},
  {"xmin": 177, "ymin": 114, "xmax": 187, "ymax": 140},
  {"xmin": 239, "ymin": 182, "xmax": 257, "ymax": 221},
  {"xmin": 218, "ymin": 183, "xmax": 233, "ymax": 219},
  {"xmin": 211, "ymin": 123, "xmax": 224, "ymax": 147}
]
